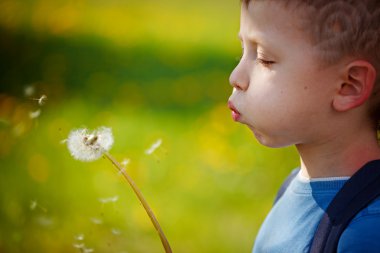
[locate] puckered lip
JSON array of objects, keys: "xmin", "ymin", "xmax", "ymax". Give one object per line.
[
  {"xmin": 228, "ymin": 100, "xmax": 239, "ymax": 112},
  {"xmin": 228, "ymin": 100, "xmax": 241, "ymax": 121}
]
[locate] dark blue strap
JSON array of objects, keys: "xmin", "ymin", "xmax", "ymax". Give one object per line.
[
  {"xmin": 310, "ymin": 159, "xmax": 380, "ymax": 253},
  {"xmin": 273, "ymin": 168, "xmax": 300, "ymax": 205}
]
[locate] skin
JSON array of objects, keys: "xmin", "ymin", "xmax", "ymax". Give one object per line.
[{"xmin": 229, "ymin": 1, "xmax": 380, "ymax": 178}]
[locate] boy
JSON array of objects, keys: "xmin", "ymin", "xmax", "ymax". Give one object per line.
[{"xmin": 228, "ymin": 0, "xmax": 380, "ymax": 252}]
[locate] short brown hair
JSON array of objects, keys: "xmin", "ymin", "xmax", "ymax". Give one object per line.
[{"xmin": 241, "ymin": 0, "xmax": 380, "ymax": 128}]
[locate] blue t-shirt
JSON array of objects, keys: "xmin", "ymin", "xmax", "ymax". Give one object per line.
[{"xmin": 253, "ymin": 172, "xmax": 380, "ymax": 253}]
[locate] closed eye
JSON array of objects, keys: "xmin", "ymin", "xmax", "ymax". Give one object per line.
[{"xmin": 257, "ymin": 58, "xmax": 275, "ymax": 67}]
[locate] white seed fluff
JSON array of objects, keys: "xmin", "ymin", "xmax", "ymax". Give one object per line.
[
  {"xmin": 24, "ymin": 85, "xmax": 35, "ymax": 97},
  {"xmin": 29, "ymin": 109, "xmax": 41, "ymax": 119},
  {"xmin": 38, "ymin": 95, "xmax": 47, "ymax": 106},
  {"xmin": 67, "ymin": 127, "xmax": 114, "ymax": 162},
  {"xmin": 98, "ymin": 195, "xmax": 119, "ymax": 204},
  {"xmin": 145, "ymin": 139, "xmax": 162, "ymax": 155}
]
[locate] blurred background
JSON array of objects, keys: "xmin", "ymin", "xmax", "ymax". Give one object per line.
[{"xmin": 0, "ymin": 0, "xmax": 298, "ymax": 252}]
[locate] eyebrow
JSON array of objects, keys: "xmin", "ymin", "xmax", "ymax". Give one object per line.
[
  {"xmin": 238, "ymin": 32, "xmax": 260, "ymax": 45},
  {"xmin": 238, "ymin": 32, "xmax": 279, "ymax": 56}
]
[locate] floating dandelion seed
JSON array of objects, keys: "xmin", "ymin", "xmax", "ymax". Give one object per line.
[
  {"xmin": 90, "ymin": 217, "xmax": 103, "ymax": 225},
  {"xmin": 118, "ymin": 158, "xmax": 130, "ymax": 176},
  {"xmin": 111, "ymin": 228, "xmax": 121, "ymax": 235},
  {"xmin": 73, "ymin": 243, "xmax": 85, "ymax": 249},
  {"xmin": 73, "ymin": 243, "xmax": 94, "ymax": 253},
  {"xmin": 32, "ymin": 94, "xmax": 47, "ymax": 106},
  {"xmin": 121, "ymin": 158, "xmax": 130, "ymax": 167},
  {"xmin": 83, "ymin": 247, "xmax": 94, "ymax": 253},
  {"xmin": 30, "ymin": 200, "xmax": 47, "ymax": 212},
  {"xmin": 24, "ymin": 85, "xmax": 35, "ymax": 97},
  {"xmin": 29, "ymin": 109, "xmax": 41, "ymax": 119},
  {"xmin": 74, "ymin": 234, "xmax": 85, "ymax": 241},
  {"xmin": 98, "ymin": 195, "xmax": 119, "ymax": 204},
  {"xmin": 38, "ymin": 95, "xmax": 47, "ymax": 106},
  {"xmin": 58, "ymin": 128, "xmax": 67, "ymax": 144},
  {"xmin": 66, "ymin": 127, "xmax": 172, "ymax": 253},
  {"xmin": 67, "ymin": 127, "xmax": 113, "ymax": 162},
  {"xmin": 118, "ymin": 167, "xmax": 126, "ymax": 176},
  {"xmin": 30, "ymin": 200, "xmax": 37, "ymax": 210},
  {"xmin": 145, "ymin": 139, "xmax": 162, "ymax": 155},
  {"xmin": 72, "ymin": 233, "xmax": 95, "ymax": 253},
  {"xmin": 36, "ymin": 215, "xmax": 53, "ymax": 227}
]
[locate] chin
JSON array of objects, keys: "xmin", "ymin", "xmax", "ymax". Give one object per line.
[{"xmin": 250, "ymin": 127, "xmax": 292, "ymax": 148}]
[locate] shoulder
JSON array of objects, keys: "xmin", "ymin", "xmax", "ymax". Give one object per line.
[
  {"xmin": 338, "ymin": 197, "xmax": 380, "ymax": 253},
  {"xmin": 273, "ymin": 168, "xmax": 300, "ymax": 204}
]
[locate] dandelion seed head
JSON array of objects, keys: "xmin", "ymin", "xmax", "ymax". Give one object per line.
[
  {"xmin": 67, "ymin": 127, "xmax": 114, "ymax": 162},
  {"xmin": 29, "ymin": 109, "xmax": 41, "ymax": 119},
  {"xmin": 145, "ymin": 139, "xmax": 162, "ymax": 155}
]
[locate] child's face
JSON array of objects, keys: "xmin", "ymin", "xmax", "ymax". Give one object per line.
[{"xmin": 229, "ymin": 1, "xmax": 341, "ymax": 148}]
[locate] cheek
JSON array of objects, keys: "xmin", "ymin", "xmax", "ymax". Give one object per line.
[
  {"xmin": 244, "ymin": 76, "xmax": 315, "ymax": 127},
  {"xmin": 245, "ymin": 81, "xmax": 292, "ymax": 114}
]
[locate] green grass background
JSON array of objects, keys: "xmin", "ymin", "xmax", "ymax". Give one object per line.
[{"xmin": 0, "ymin": 0, "xmax": 299, "ymax": 252}]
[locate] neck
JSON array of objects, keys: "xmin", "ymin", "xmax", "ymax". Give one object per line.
[{"xmin": 296, "ymin": 126, "xmax": 380, "ymax": 179}]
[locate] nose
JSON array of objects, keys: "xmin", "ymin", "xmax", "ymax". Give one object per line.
[{"xmin": 229, "ymin": 59, "xmax": 250, "ymax": 91}]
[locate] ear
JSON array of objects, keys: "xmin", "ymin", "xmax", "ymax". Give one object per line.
[{"xmin": 332, "ymin": 60, "xmax": 377, "ymax": 112}]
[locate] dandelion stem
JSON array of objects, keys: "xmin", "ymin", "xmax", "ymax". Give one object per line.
[{"xmin": 103, "ymin": 152, "xmax": 172, "ymax": 253}]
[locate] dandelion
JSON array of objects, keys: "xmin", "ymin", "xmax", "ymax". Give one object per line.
[
  {"xmin": 145, "ymin": 139, "xmax": 162, "ymax": 155},
  {"xmin": 29, "ymin": 109, "xmax": 41, "ymax": 119},
  {"xmin": 66, "ymin": 127, "xmax": 172, "ymax": 253},
  {"xmin": 67, "ymin": 127, "xmax": 114, "ymax": 162}
]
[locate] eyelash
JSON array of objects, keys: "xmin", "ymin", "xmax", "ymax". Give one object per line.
[
  {"xmin": 237, "ymin": 47, "xmax": 275, "ymax": 66},
  {"xmin": 256, "ymin": 58, "xmax": 275, "ymax": 67}
]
